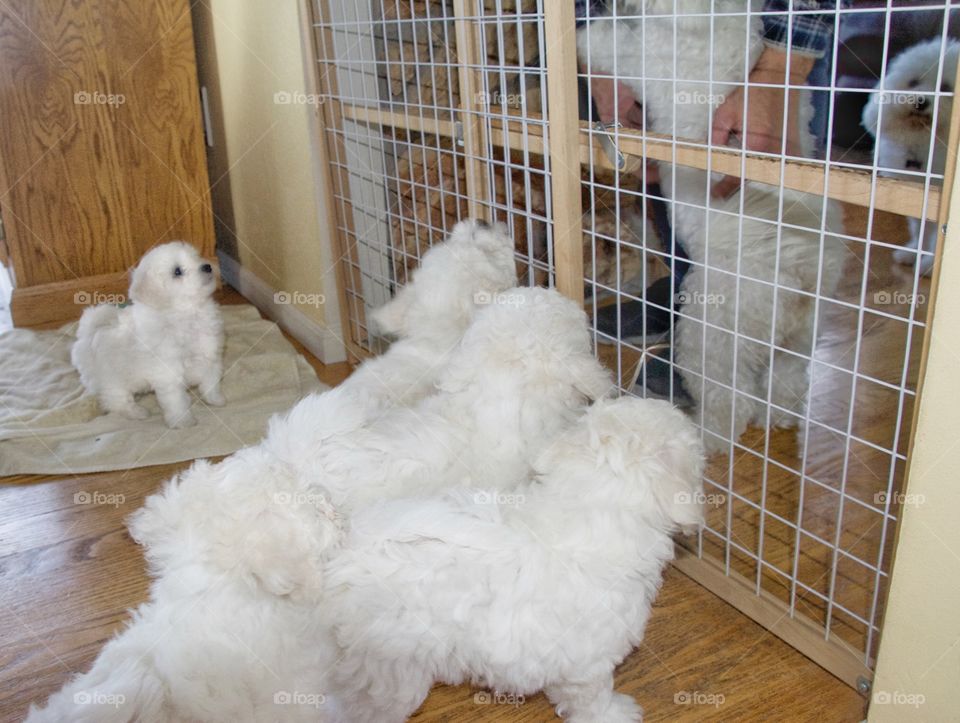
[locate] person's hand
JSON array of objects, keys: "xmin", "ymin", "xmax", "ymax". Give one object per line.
[
  {"xmin": 710, "ymin": 47, "xmax": 815, "ymax": 199},
  {"xmin": 589, "ymin": 75, "xmax": 646, "ymax": 130}
]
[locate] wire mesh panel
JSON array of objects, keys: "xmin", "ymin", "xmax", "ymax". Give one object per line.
[
  {"xmin": 310, "ymin": 0, "xmax": 555, "ymax": 357},
  {"xmin": 308, "ymin": 0, "xmax": 958, "ymax": 687},
  {"xmin": 577, "ymin": 0, "xmax": 958, "ymax": 684}
]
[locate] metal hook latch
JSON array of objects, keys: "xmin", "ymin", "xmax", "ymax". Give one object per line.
[{"xmin": 594, "ymin": 121, "xmax": 626, "ymax": 171}]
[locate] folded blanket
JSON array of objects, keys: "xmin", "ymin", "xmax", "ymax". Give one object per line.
[{"xmin": 0, "ymin": 304, "xmax": 325, "ymax": 475}]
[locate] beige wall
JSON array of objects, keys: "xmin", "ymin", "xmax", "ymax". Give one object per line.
[
  {"xmin": 869, "ymin": 159, "xmax": 960, "ymax": 719},
  {"xmin": 192, "ymin": 0, "xmax": 345, "ymax": 362}
]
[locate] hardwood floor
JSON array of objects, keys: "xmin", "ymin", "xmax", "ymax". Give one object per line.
[
  {"xmin": 0, "ymin": 463, "xmax": 865, "ymax": 723},
  {"xmin": 0, "ymin": 290, "xmax": 866, "ymax": 721}
]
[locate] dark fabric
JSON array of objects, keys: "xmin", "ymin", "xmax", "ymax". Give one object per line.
[{"xmin": 761, "ymin": 0, "xmax": 848, "ymax": 58}]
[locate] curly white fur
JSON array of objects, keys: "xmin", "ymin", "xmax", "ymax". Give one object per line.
[
  {"xmin": 140, "ymin": 286, "xmax": 614, "ymax": 602},
  {"xmin": 71, "ymin": 241, "xmax": 224, "ymax": 428},
  {"xmin": 579, "ymin": 0, "xmax": 847, "ymax": 453},
  {"xmin": 862, "ymin": 37, "xmax": 959, "ymax": 277},
  {"xmin": 25, "ymin": 222, "xmax": 555, "ymax": 722},
  {"xmin": 324, "ymin": 396, "xmax": 705, "ymax": 723},
  {"xmin": 347, "ymin": 219, "xmax": 520, "ymax": 412}
]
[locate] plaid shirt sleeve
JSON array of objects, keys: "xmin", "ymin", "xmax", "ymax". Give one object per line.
[
  {"xmin": 575, "ymin": 0, "xmax": 609, "ymax": 27},
  {"xmin": 762, "ymin": 0, "xmax": 849, "ymax": 58}
]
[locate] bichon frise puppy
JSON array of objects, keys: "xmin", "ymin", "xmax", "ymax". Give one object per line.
[
  {"xmin": 345, "ymin": 218, "xmax": 518, "ymax": 412},
  {"xmin": 136, "ymin": 286, "xmax": 613, "ymax": 601},
  {"xmin": 26, "ymin": 222, "xmax": 520, "ymax": 721},
  {"xmin": 25, "ymin": 456, "xmax": 346, "ymax": 723},
  {"xmin": 71, "ymin": 241, "xmax": 224, "ymax": 428},
  {"xmin": 324, "ymin": 396, "xmax": 705, "ymax": 723},
  {"xmin": 579, "ymin": 1, "xmax": 848, "ymax": 453},
  {"xmin": 863, "ymin": 37, "xmax": 960, "ymax": 276}
]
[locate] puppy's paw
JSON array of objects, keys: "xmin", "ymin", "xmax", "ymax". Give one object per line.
[
  {"xmin": 603, "ymin": 693, "xmax": 643, "ymax": 723},
  {"xmin": 772, "ymin": 414, "xmax": 798, "ymax": 430},
  {"xmin": 554, "ymin": 687, "xmax": 643, "ymax": 723},
  {"xmin": 203, "ymin": 389, "xmax": 226, "ymax": 407},
  {"xmin": 893, "ymin": 247, "xmax": 915, "ymax": 266},
  {"xmin": 166, "ymin": 412, "xmax": 197, "ymax": 429},
  {"xmin": 125, "ymin": 405, "xmax": 151, "ymax": 421}
]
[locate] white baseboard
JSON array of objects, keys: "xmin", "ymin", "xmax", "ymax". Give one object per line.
[{"xmin": 217, "ymin": 250, "xmax": 347, "ymax": 364}]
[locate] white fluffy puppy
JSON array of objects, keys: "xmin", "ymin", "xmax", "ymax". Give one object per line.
[
  {"xmin": 139, "ymin": 287, "xmax": 614, "ymax": 601},
  {"xmin": 580, "ymin": 1, "xmax": 847, "ymax": 453},
  {"xmin": 344, "ymin": 218, "xmax": 518, "ymax": 412},
  {"xmin": 71, "ymin": 241, "xmax": 223, "ymax": 428},
  {"xmin": 324, "ymin": 396, "xmax": 705, "ymax": 723},
  {"xmin": 26, "ymin": 468, "xmax": 345, "ymax": 721},
  {"xmin": 863, "ymin": 37, "xmax": 960, "ymax": 276},
  {"xmin": 26, "ymin": 222, "xmax": 521, "ymax": 721}
]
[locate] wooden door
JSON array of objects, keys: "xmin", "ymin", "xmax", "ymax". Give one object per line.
[{"xmin": 0, "ymin": 0, "xmax": 215, "ymax": 325}]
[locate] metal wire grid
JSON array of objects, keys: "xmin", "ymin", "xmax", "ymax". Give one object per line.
[
  {"xmin": 578, "ymin": 0, "xmax": 954, "ymax": 669},
  {"xmin": 472, "ymin": 0, "xmax": 556, "ymax": 288},
  {"xmin": 313, "ymin": 0, "xmax": 554, "ymax": 354},
  {"xmin": 312, "ymin": 0, "xmax": 954, "ymax": 677}
]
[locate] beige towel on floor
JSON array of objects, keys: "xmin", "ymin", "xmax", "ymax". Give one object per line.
[{"xmin": 0, "ymin": 304, "xmax": 326, "ymax": 476}]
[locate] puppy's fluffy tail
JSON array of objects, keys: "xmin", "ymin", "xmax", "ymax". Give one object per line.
[
  {"xmin": 25, "ymin": 618, "xmax": 167, "ymax": 723},
  {"xmin": 76, "ymin": 304, "xmax": 119, "ymax": 339}
]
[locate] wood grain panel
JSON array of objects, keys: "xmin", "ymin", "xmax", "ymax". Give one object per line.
[
  {"xmin": 0, "ymin": 0, "xmax": 213, "ymax": 290},
  {"xmin": 0, "ymin": 0, "xmax": 129, "ymax": 285},
  {"xmin": 452, "ymin": 0, "xmax": 492, "ymax": 221},
  {"xmin": 339, "ymin": 103, "xmax": 940, "ymax": 222},
  {"xmin": 100, "ymin": 0, "xmax": 214, "ymax": 254},
  {"xmin": 544, "ymin": 1, "xmax": 585, "ymax": 305}
]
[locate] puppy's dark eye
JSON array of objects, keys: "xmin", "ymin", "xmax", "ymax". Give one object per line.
[
  {"xmin": 942, "ymin": 82, "xmax": 953, "ymax": 93},
  {"xmin": 173, "ymin": 266, "xmax": 183, "ymax": 277},
  {"xmin": 908, "ymin": 78, "xmax": 919, "ymax": 88}
]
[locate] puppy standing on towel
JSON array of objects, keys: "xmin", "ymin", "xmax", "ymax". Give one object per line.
[
  {"xmin": 862, "ymin": 37, "xmax": 960, "ymax": 277},
  {"xmin": 324, "ymin": 397, "xmax": 705, "ymax": 723},
  {"xmin": 72, "ymin": 241, "xmax": 224, "ymax": 428}
]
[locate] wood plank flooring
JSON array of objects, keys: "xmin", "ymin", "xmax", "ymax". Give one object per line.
[
  {"xmin": 0, "ymin": 291, "xmax": 866, "ymax": 721},
  {"xmin": 0, "ymin": 464, "xmax": 866, "ymax": 722}
]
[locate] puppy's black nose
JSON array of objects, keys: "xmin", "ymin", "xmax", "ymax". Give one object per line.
[
  {"xmin": 475, "ymin": 219, "xmax": 490, "ymax": 229},
  {"xmin": 201, "ymin": 263, "xmax": 213, "ymax": 274}
]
